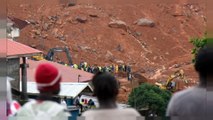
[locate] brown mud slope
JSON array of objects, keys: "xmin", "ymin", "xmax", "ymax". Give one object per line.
[{"xmin": 8, "ymin": 0, "xmax": 205, "ymax": 102}]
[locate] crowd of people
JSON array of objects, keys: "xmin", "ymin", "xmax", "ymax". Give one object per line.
[
  {"xmin": 5, "ymin": 44, "xmax": 213, "ymax": 120},
  {"xmin": 71, "ymin": 62, "xmax": 131, "ymax": 74},
  {"xmin": 63, "ymin": 61, "xmax": 133, "ymax": 80}
]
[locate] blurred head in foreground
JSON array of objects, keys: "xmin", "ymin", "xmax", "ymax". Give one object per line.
[
  {"xmin": 194, "ymin": 43, "xmax": 213, "ymax": 87},
  {"xmin": 92, "ymin": 72, "xmax": 119, "ymax": 108}
]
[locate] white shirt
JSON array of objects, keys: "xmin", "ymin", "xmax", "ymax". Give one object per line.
[
  {"xmin": 82, "ymin": 108, "xmax": 141, "ymax": 120},
  {"xmin": 16, "ymin": 100, "xmax": 70, "ymax": 120},
  {"xmin": 166, "ymin": 86, "xmax": 213, "ymax": 120}
]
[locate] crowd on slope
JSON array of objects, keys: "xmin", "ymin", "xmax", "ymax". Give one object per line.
[
  {"xmin": 61, "ymin": 61, "xmax": 133, "ymax": 80},
  {"xmin": 6, "ymin": 44, "xmax": 213, "ymax": 120},
  {"xmin": 71, "ymin": 62, "xmax": 131, "ymax": 74},
  {"xmin": 58, "ymin": 60, "xmax": 132, "ymax": 75}
]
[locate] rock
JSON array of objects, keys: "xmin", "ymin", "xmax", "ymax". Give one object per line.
[
  {"xmin": 135, "ymin": 31, "xmax": 142, "ymax": 36},
  {"xmin": 172, "ymin": 64, "xmax": 181, "ymax": 68},
  {"xmin": 66, "ymin": 17, "xmax": 72, "ymax": 23},
  {"xmin": 68, "ymin": 0, "xmax": 77, "ymax": 7},
  {"xmin": 30, "ymin": 44, "xmax": 37, "ymax": 48},
  {"xmin": 66, "ymin": 17, "xmax": 78, "ymax": 24},
  {"xmin": 116, "ymin": 44, "xmax": 124, "ymax": 52},
  {"xmin": 73, "ymin": 54, "xmax": 78, "ymax": 59},
  {"xmin": 56, "ymin": 19, "xmax": 63, "ymax": 25},
  {"xmin": 115, "ymin": 60, "xmax": 124, "ymax": 64},
  {"xmin": 32, "ymin": 29, "xmax": 41, "ymax": 35},
  {"xmin": 75, "ymin": 16, "xmax": 87, "ymax": 23},
  {"xmin": 51, "ymin": 28, "xmax": 59, "ymax": 36},
  {"xmin": 63, "ymin": 11, "xmax": 70, "ymax": 17},
  {"xmin": 43, "ymin": 23, "xmax": 50, "ymax": 31},
  {"xmin": 105, "ymin": 50, "xmax": 114, "ymax": 59},
  {"xmin": 132, "ymin": 73, "xmax": 148, "ymax": 83},
  {"xmin": 108, "ymin": 20, "xmax": 127, "ymax": 30},
  {"xmin": 153, "ymin": 37, "xmax": 157, "ymax": 40},
  {"xmin": 134, "ymin": 18, "xmax": 155, "ymax": 27},
  {"xmin": 57, "ymin": 34, "xmax": 66, "ymax": 41},
  {"xmin": 30, "ymin": 33, "xmax": 36, "ymax": 38},
  {"xmin": 153, "ymin": 56, "xmax": 158, "ymax": 60},
  {"xmin": 120, "ymin": 86, "xmax": 128, "ymax": 92},
  {"xmin": 27, "ymin": 19, "xmax": 37, "ymax": 25},
  {"xmin": 89, "ymin": 12, "xmax": 98, "ymax": 17},
  {"xmin": 78, "ymin": 45, "xmax": 92, "ymax": 51},
  {"xmin": 20, "ymin": 4, "xmax": 24, "ymax": 7},
  {"xmin": 90, "ymin": 49, "xmax": 96, "ymax": 53},
  {"xmin": 168, "ymin": 64, "xmax": 181, "ymax": 69},
  {"xmin": 72, "ymin": 46, "xmax": 79, "ymax": 52},
  {"xmin": 68, "ymin": 3, "xmax": 76, "ymax": 7},
  {"xmin": 48, "ymin": 15, "xmax": 58, "ymax": 22},
  {"xmin": 121, "ymin": 32, "xmax": 126, "ymax": 35},
  {"xmin": 42, "ymin": 34, "xmax": 48, "ymax": 39},
  {"xmin": 60, "ymin": 25, "xmax": 64, "ymax": 28}
]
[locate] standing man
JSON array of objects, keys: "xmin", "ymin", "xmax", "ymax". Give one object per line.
[
  {"xmin": 166, "ymin": 45, "xmax": 213, "ymax": 120},
  {"xmin": 16, "ymin": 63, "xmax": 70, "ymax": 120},
  {"xmin": 82, "ymin": 72, "xmax": 141, "ymax": 120}
]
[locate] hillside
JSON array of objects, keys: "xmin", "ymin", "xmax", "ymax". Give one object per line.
[{"xmin": 8, "ymin": 0, "xmax": 205, "ymax": 92}]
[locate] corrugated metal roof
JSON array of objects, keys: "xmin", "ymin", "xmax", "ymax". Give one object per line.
[
  {"xmin": 0, "ymin": 39, "xmax": 42, "ymax": 58},
  {"xmin": 27, "ymin": 59, "xmax": 93, "ymax": 82},
  {"xmin": 24, "ymin": 82, "xmax": 93, "ymax": 98}
]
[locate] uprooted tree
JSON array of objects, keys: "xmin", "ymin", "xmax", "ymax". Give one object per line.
[{"xmin": 128, "ymin": 83, "xmax": 172, "ymax": 117}]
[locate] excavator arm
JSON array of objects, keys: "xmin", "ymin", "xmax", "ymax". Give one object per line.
[{"xmin": 45, "ymin": 47, "xmax": 73, "ymax": 65}]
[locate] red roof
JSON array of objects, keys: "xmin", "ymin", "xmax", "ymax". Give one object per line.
[
  {"xmin": 27, "ymin": 59, "xmax": 93, "ymax": 82},
  {"xmin": 0, "ymin": 39, "xmax": 42, "ymax": 58}
]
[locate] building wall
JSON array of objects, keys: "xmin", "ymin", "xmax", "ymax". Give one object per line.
[{"xmin": 7, "ymin": 58, "xmax": 20, "ymax": 91}]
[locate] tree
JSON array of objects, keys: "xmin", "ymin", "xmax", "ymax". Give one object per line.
[
  {"xmin": 128, "ymin": 83, "xmax": 172, "ymax": 117},
  {"xmin": 190, "ymin": 34, "xmax": 207, "ymax": 63}
]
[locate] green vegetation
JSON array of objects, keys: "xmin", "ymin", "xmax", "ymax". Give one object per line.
[
  {"xmin": 190, "ymin": 34, "xmax": 207, "ymax": 63},
  {"xmin": 128, "ymin": 83, "xmax": 172, "ymax": 117}
]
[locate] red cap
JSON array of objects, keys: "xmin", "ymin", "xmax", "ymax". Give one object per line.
[{"xmin": 35, "ymin": 63, "xmax": 61, "ymax": 92}]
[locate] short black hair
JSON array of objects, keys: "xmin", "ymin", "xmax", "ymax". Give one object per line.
[
  {"xmin": 92, "ymin": 72, "xmax": 119, "ymax": 101},
  {"xmin": 195, "ymin": 45, "xmax": 213, "ymax": 84}
]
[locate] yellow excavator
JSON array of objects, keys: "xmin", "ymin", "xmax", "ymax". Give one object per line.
[
  {"xmin": 155, "ymin": 69, "xmax": 186, "ymax": 92},
  {"xmin": 32, "ymin": 53, "xmax": 45, "ymax": 61}
]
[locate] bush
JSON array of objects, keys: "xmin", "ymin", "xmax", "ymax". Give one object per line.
[
  {"xmin": 190, "ymin": 34, "xmax": 207, "ymax": 63},
  {"xmin": 128, "ymin": 83, "xmax": 172, "ymax": 117}
]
